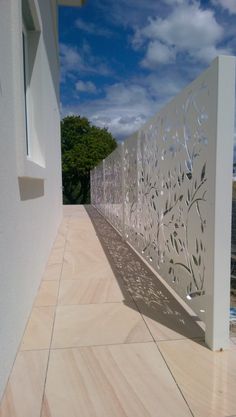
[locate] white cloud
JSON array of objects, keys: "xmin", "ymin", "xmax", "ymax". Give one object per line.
[
  {"xmin": 212, "ymin": 0, "xmax": 236, "ymax": 14},
  {"xmin": 194, "ymin": 44, "xmax": 231, "ymax": 62},
  {"xmin": 60, "ymin": 70, "xmax": 190, "ymax": 140},
  {"xmin": 61, "ymin": 82, "xmax": 158, "ymax": 139},
  {"xmin": 141, "ymin": 40, "xmax": 176, "ymax": 68},
  {"xmin": 60, "ymin": 44, "xmax": 84, "ymax": 81},
  {"xmin": 133, "ymin": 3, "xmax": 230, "ymax": 66},
  {"xmin": 162, "ymin": 0, "xmax": 187, "ymax": 4},
  {"xmin": 60, "ymin": 43, "xmax": 112, "ymax": 82},
  {"xmin": 75, "ymin": 80, "xmax": 97, "ymax": 94},
  {"xmin": 153, "ymin": 6, "xmax": 222, "ymax": 49},
  {"xmin": 75, "ymin": 18, "xmax": 112, "ymax": 37},
  {"xmin": 144, "ymin": 73, "xmax": 186, "ymax": 98},
  {"xmin": 93, "ymin": 0, "xmax": 166, "ymax": 27}
]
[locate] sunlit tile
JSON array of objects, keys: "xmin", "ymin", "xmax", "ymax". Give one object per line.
[
  {"xmin": 42, "ymin": 343, "xmax": 192, "ymax": 417},
  {"xmin": 52, "ymin": 302, "xmax": 152, "ymax": 348},
  {"xmin": 61, "ymin": 246, "xmax": 115, "ymax": 281},
  {"xmin": 0, "ymin": 350, "xmax": 48, "ymax": 417},
  {"xmin": 58, "ymin": 278, "xmax": 125, "ymax": 305},
  {"xmin": 43, "ymin": 263, "xmax": 62, "ymax": 281},
  {"xmin": 20, "ymin": 307, "xmax": 55, "ymax": 350},
  {"xmin": 158, "ymin": 339, "xmax": 236, "ymax": 417},
  {"xmin": 34, "ymin": 281, "xmax": 59, "ymax": 306},
  {"xmin": 47, "ymin": 248, "xmax": 64, "ymax": 265}
]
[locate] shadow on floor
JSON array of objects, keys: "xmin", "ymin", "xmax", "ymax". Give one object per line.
[{"xmin": 85, "ymin": 205, "xmax": 204, "ymax": 342}]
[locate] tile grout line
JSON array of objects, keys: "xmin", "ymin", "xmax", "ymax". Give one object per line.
[
  {"xmin": 154, "ymin": 341, "xmax": 195, "ymax": 417},
  {"xmin": 122, "ymin": 253, "xmax": 196, "ymax": 417},
  {"xmin": 0, "ymin": 220, "xmax": 68, "ymax": 408},
  {"xmin": 85, "ymin": 205, "xmax": 196, "ymax": 417},
  {"xmin": 57, "ymin": 300, "xmax": 132, "ymax": 307},
  {"xmin": 122, "ymin": 284, "xmax": 197, "ymax": 415},
  {"xmin": 84, "ymin": 205, "xmax": 159, "ymax": 346},
  {"xmin": 17, "ymin": 340, "xmax": 156, "ymax": 352},
  {"xmin": 39, "ymin": 214, "xmax": 71, "ymax": 417},
  {"xmin": 85, "ymin": 204, "xmax": 202, "ymax": 342},
  {"xmin": 133, "ymin": 289, "xmax": 196, "ymax": 417},
  {"xmin": 16, "ymin": 336, "xmax": 205, "ymax": 353}
]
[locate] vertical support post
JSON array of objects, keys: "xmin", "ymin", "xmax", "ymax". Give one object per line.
[
  {"xmin": 90, "ymin": 169, "xmax": 92, "ymax": 205},
  {"xmin": 103, "ymin": 159, "xmax": 106, "ymax": 215},
  {"xmin": 121, "ymin": 142, "xmax": 125, "ymax": 241},
  {"xmin": 136, "ymin": 135, "xmax": 139, "ymax": 238},
  {"xmin": 205, "ymin": 56, "xmax": 235, "ymax": 350},
  {"xmin": 94, "ymin": 166, "xmax": 97, "ymax": 208}
]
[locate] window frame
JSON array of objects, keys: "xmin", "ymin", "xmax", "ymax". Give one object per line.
[{"xmin": 22, "ymin": 21, "xmax": 30, "ymax": 157}]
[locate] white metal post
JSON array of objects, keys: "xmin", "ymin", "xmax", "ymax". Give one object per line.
[
  {"xmin": 102, "ymin": 159, "xmax": 106, "ymax": 215},
  {"xmin": 121, "ymin": 142, "xmax": 125, "ymax": 241},
  {"xmin": 205, "ymin": 56, "xmax": 235, "ymax": 350}
]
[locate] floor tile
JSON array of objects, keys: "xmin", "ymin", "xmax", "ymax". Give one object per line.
[
  {"xmin": 43, "ymin": 263, "xmax": 62, "ymax": 281},
  {"xmin": 64, "ymin": 205, "xmax": 87, "ymax": 216},
  {"xmin": 137, "ymin": 297, "xmax": 204, "ymax": 341},
  {"xmin": 53, "ymin": 234, "xmax": 66, "ymax": 249},
  {"xmin": 158, "ymin": 339, "xmax": 236, "ymax": 417},
  {"xmin": 42, "ymin": 343, "xmax": 192, "ymax": 417},
  {"xmin": 57, "ymin": 218, "xmax": 69, "ymax": 236},
  {"xmin": 58, "ymin": 278, "xmax": 125, "ymax": 305},
  {"xmin": 51, "ymin": 303, "xmax": 152, "ymax": 348},
  {"xmin": 47, "ymin": 248, "xmax": 64, "ymax": 265},
  {"xmin": 66, "ymin": 230, "xmax": 99, "ymax": 247},
  {"xmin": 34, "ymin": 281, "xmax": 59, "ymax": 306},
  {"xmin": 68, "ymin": 217, "xmax": 95, "ymax": 228},
  {"xmin": 61, "ymin": 247, "xmax": 115, "ymax": 281},
  {"xmin": 20, "ymin": 307, "xmax": 55, "ymax": 350},
  {"xmin": 0, "ymin": 350, "xmax": 48, "ymax": 417}
]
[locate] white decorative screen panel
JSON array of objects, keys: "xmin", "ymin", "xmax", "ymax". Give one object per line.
[
  {"xmin": 90, "ymin": 167, "xmax": 96, "ymax": 206},
  {"xmin": 90, "ymin": 57, "xmax": 235, "ymax": 350},
  {"xmin": 93, "ymin": 162, "xmax": 104, "ymax": 214},
  {"xmin": 124, "ymin": 133, "xmax": 139, "ymax": 243},
  {"xmin": 129, "ymin": 85, "xmax": 209, "ymax": 306},
  {"xmin": 104, "ymin": 146, "xmax": 123, "ymax": 233}
]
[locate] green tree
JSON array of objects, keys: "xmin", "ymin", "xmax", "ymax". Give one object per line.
[{"xmin": 61, "ymin": 115, "xmax": 117, "ymax": 204}]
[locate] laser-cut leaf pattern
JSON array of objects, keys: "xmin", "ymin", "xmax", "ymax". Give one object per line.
[{"xmin": 91, "ymin": 80, "xmax": 210, "ymax": 309}]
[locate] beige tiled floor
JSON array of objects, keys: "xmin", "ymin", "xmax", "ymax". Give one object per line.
[
  {"xmin": 42, "ymin": 344, "xmax": 192, "ymax": 417},
  {"xmin": 52, "ymin": 302, "xmax": 152, "ymax": 348},
  {"xmin": 0, "ymin": 350, "xmax": 48, "ymax": 417},
  {"xmin": 1, "ymin": 205, "xmax": 236, "ymax": 417},
  {"xmin": 137, "ymin": 298, "xmax": 204, "ymax": 341},
  {"xmin": 58, "ymin": 277, "xmax": 125, "ymax": 305},
  {"xmin": 35, "ymin": 281, "xmax": 59, "ymax": 306},
  {"xmin": 20, "ymin": 306, "xmax": 55, "ymax": 351},
  {"xmin": 42, "ymin": 263, "xmax": 62, "ymax": 281},
  {"xmin": 158, "ymin": 339, "xmax": 236, "ymax": 417}
]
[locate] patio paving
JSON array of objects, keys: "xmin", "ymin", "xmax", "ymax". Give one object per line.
[{"xmin": 0, "ymin": 205, "xmax": 236, "ymax": 417}]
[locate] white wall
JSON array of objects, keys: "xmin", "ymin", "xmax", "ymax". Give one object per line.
[{"xmin": 0, "ymin": 0, "xmax": 62, "ymax": 400}]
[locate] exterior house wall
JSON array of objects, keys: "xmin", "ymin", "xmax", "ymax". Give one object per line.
[{"xmin": 0, "ymin": 0, "xmax": 62, "ymax": 400}]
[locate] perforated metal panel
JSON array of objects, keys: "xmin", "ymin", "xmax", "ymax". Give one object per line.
[{"xmin": 90, "ymin": 56, "xmax": 235, "ymax": 349}]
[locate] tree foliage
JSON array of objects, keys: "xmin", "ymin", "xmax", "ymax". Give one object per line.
[{"xmin": 61, "ymin": 115, "xmax": 117, "ymax": 204}]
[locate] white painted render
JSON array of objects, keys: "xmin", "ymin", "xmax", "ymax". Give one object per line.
[{"xmin": 0, "ymin": 0, "xmax": 64, "ymax": 400}]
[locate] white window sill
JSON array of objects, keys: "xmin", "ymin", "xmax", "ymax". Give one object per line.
[{"xmin": 18, "ymin": 158, "xmax": 46, "ymax": 179}]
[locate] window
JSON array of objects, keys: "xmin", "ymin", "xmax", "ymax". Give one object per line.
[
  {"xmin": 22, "ymin": 22, "xmax": 30, "ymax": 156},
  {"xmin": 21, "ymin": 0, "xmax": 42, "ymax": 168}
]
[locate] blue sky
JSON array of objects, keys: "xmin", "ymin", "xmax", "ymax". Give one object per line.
[{"xmin": 59, "ymin": 0, "xmax": 236, "ymax": 141}]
